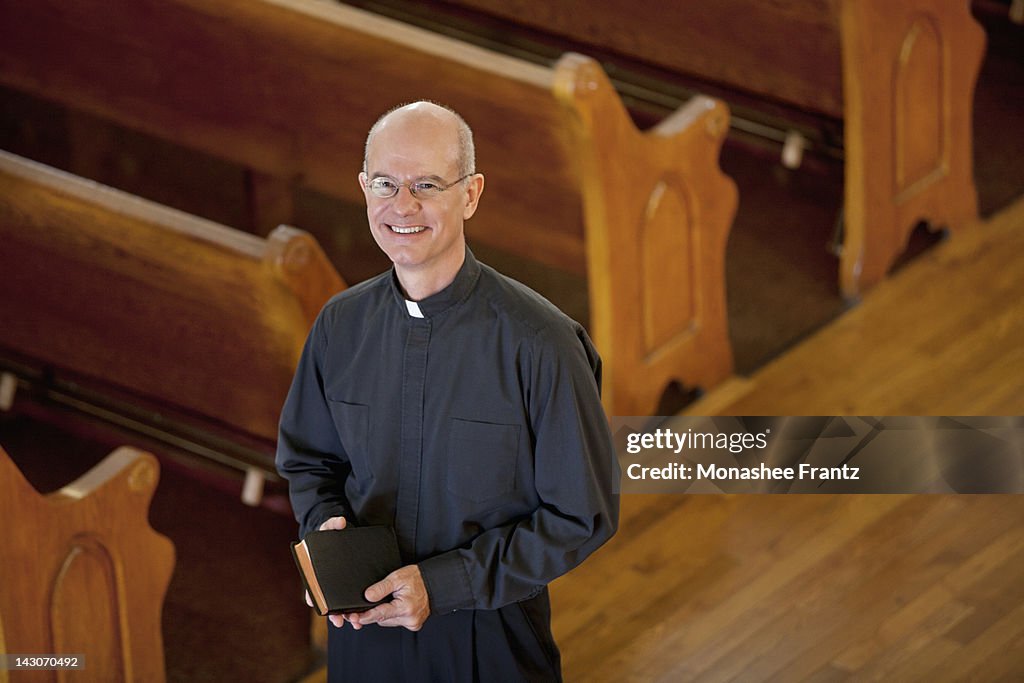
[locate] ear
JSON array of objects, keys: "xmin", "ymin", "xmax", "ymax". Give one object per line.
[
  {"xmin": 358, "ymin": 172, "xmax": 369, "ymax": 196},
  {"xmin": 462, "ymin": 173, "xmax": 485, "ymax": 220}
]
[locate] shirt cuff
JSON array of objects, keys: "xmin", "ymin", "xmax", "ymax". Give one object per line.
[{"xmin": 418, "ymin": 551, "xmax": 475, "ymax": 614}]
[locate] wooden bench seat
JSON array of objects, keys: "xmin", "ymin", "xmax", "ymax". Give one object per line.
[
  {"xmin": 386, "ymin": 0, "xmax": 986, "ymax": 299},
  {"xmin": 0, "ymin": 0, "xmax": 739, "ymax": 415},
  {"xmin": 0, "ymin": 150, "xmax": 345, "ymax": 478},
  {"xmin": 0, "ymin": 444, "xmax": 174, "ymax": 683}
]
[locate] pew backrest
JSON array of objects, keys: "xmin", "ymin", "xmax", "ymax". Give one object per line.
[
  {"xmin": 426, "ymin": 0, "xmax": 848, "ymax": 117},
  {"xmin": 0, "ymin": 150, "xmax": 345, "ymax": 471},
  {"xmin": 0, "ymin": 0, "xmax": 584, "ymax": 272},
  {"xmin": 0, "ymin": 0, "xmax": 738, "ymax": 414},
  {"xmin": 416, "ymin": 0, "xmax": 987, "ymax": 298}
]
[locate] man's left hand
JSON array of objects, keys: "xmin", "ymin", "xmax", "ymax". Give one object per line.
[{"xmin": 332, "ymin": 565, "xmax": 430, "ymax": 632}]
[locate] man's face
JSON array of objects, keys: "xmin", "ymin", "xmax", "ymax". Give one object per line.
[{"xmin": 360, "ymin": 112, "xmax": 482, "ymax": 277}]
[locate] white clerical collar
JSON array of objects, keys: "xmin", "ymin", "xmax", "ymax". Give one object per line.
[{"xmin": 405, "ymin": 299, "xmax": 424, "ymax": 318}]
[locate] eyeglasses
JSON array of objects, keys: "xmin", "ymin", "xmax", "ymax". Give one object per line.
[{"xmin": 367, "ymin": 174, "xmax": 472, "ymax": 199}]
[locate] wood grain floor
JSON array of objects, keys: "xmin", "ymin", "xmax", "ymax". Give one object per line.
[
  {"xmin": 551, "ymin": 494, "xmax": 1024, "ymax": 682},
  {"xmin": 683, "ymin": 195, "xmax": 1024, "ymax": 417},
  {"xmin": 551, "ymin": 198, "xmax": 1024, "ymax": 681}
]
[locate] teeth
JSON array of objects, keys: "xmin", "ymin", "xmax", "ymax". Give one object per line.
[{"xmin": 390, "ymin": 224, "xmax": 427, "ymax": 234}]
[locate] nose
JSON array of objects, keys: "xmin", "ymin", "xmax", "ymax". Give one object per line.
[{"xmin": 391, "ymin": 185, "xmax": 421, "ymax": 215}]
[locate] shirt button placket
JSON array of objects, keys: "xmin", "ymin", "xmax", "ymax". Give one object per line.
[{"xmin": 395, "ymin": 318, "xmax": 430, "ymax": 559}]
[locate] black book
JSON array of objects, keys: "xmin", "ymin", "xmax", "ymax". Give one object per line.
[{"xmin": 291, "ymin": 525, "xmax": 403, "ymax": 616}]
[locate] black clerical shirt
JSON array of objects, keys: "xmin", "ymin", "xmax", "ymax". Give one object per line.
[{"xmin": 276, "ymin": 248, "xmax": 618, "ymax": 679}]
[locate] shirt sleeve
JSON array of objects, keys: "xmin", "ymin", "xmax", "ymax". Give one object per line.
[
  {"xmin": 275, "ymin": 310, "xmax": 355, "ymax": 538},
  {"xmin": 418, "ymin": 324, "xmax": 620, "ymax": 613}
]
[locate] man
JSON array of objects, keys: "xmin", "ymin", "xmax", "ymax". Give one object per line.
[{"xmin": 276, "ymin": 101, "xmax": 619, "ymax": 681}]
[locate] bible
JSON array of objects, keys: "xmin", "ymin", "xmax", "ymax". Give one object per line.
[{"xmin": 291, "ymin": 525, "xmax": 403, "ymax": 616}]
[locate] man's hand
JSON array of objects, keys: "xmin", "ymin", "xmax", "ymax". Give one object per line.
[
  {"xmin": 340, "ymin": 565, "xmax": 431, "ymax": 632},
  {"xmin": 318, "ymin": 516, "xmax": 348, "ymax": 532},
  {"xmin": 308, "ymin": 518, "xmax": 429, "ymax": 631},
  {"xmin": 304, "ymin": 516, "xmax": 348, "ymax": 611}
]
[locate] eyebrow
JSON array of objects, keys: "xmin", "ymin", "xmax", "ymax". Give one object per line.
[{"xmin": 370, "ymin": 173, "xmax": 448, "ymax": 183}]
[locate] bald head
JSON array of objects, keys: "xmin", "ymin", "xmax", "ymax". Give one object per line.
[{"xmin": 363, "ymin": 101, "xmax": 476, "ymax": 177}]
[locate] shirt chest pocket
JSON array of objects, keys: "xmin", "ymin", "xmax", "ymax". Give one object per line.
[
  {"xmin": 326, "ymin": 399, "xmax": 372, "ymax": 482},
  {"xmin": 447, "ymin": 418, "xmax": 520, "ymax": 503}
]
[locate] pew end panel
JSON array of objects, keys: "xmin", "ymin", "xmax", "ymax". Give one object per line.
[
  {"xmin": 0, "ymin": 151, "xmax": 346, "ymax": 474},
  {"xmin": 839, "ymin": 0, "xmax": 986, "ymax": 298},
  {"xmin": 555, "ymin": 54, "xmax": 737, "ymax": 416},
  {"xmin": 0, "ymin": 445, "xmax": 175, "ymax": 683}
]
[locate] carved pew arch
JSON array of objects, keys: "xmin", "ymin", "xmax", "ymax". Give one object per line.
[
  {"xmin": 0, "ymin": 446, "xmax": 174, "ymax": 683},
  {"xmin": 555, "ymin": 55, "xmax": 736, "ymax": 414}
]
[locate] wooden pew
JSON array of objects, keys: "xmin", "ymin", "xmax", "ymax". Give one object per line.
[
  {"xmin": 389, "ymin": 0, "xmax": 986, "ymax": 299},
  {"xmin": 0, "ymin": 444, "xmax": 174, "ymax": 683},
  {"xmin": 0, "ymin": 0, "xmax": 738, "ymax": 415},
  {"xmin": 0, "ymin": 150, "xmax": 345, "ymax": 482}
]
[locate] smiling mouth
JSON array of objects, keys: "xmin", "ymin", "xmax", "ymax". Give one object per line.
[{"xmin": 388, "ymin": 224, "xmax": 428, "ymax": 234}]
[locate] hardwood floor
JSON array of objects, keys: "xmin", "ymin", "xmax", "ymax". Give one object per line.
[
  {"xmin": 684, "ymin": 195, "xmax": 1024, "ymax": 417},
  {"xmin": 551, "ymin": 494, "xmax": 1024, "ymax": 682},
  {"xmin": 550, "ymin": 198, "xmax": 1024, "ymax": 681}
]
